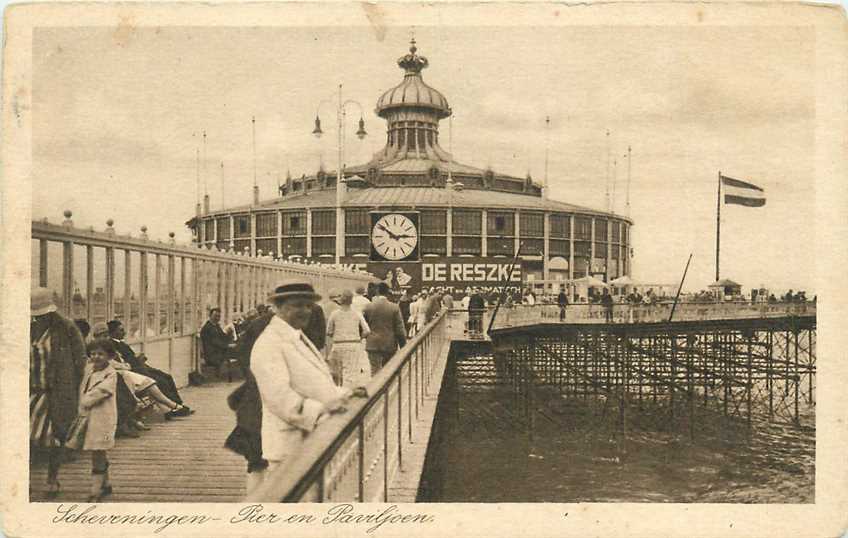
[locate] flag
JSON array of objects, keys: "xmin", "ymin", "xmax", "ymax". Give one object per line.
[{"xmin": 720, "ymin": 174, "xmax": 766, "ymax": 207}]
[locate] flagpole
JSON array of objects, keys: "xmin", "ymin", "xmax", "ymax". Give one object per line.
[{"xmin": 716, "ymin": 170, "xmax": 721, "ymax": 282}]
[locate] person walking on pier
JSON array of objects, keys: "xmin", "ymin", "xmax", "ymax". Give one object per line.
[
  {"xmin": 363, "ymin": 282, "xmax": 408, "ymax": 374},
  {"xmin": 398, "ymin": 289, "xmax": 412, "ymax": 334},
  {"xmin": 225, "ymin": 307, "xmax": 274, "ymax": 487},
  {"xmin": 248, "ymin": 280, "xmax": 355, "ymax": 498},
  {"xmin": 352, "ymin": 286, "xmax": 371, "ymax": 315},
  {"xmin": 326, "ymin": 289, "xmax": 372, "ymax": 388},
  {"xmin": 468, "ymin": 287, "xmax": 486, "ymax": 337},
  {"xmin": 30, "ymin": 288, "xmax": 86, "ymax": 498},
  {"xmin": 601, "ymin": 290, "xmax": 614, "ymax": 323},
  {"xmin": 558, "ymin": 286, "xmax": 569, "ymax": 322},
  {"xmin": 68, "ymin": 338, "xmax": 119, "ymax": 502}
]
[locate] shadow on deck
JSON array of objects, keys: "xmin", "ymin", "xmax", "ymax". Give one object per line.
[{"xmin": 30, "ymin": 381, "xmax": 245, "ymax": 503}]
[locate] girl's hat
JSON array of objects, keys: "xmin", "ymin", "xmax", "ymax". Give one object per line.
[{"xmin": 31, "ymin": 287, "xmax": 58, "ymax": 316}]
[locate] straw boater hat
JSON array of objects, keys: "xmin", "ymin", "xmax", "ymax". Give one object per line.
[
  {"xmin": 31, "ymin": 287, "xmax": 58, "ymax": 316},
  {"xmin": 267, "ymin": 279, "xmax": 322, "ymax": 303}
]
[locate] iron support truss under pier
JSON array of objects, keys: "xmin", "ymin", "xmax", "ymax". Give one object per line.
[{"xmin": 488, "ymin": 315, "xmax": 816, "ymax": 440}]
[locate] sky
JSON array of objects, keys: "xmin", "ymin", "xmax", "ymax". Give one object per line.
[{"xmin": 31, "ymin": 23, "xmax": 818, "ymax": 293}]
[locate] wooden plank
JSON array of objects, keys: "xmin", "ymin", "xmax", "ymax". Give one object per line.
[{"xmin": 30, "ymin": 381, "xmax": 247, "ymax": 503}]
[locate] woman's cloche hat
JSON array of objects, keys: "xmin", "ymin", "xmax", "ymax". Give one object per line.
[
  {"xmin": 31, "ymin": 287, "xmax": 58, "ymax": 316},
  {"xmin": 267, "ymin": 279, "xmax": 322, "ymax": 303}
]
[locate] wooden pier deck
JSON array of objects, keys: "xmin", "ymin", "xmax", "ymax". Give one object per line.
[{"xmin": 30, "ymin": 381, "xmax": 246, "ymax": 503}]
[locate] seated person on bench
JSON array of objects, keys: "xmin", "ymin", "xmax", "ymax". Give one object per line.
[
  {"xmin": 200, "ymin": 307, "xmax": 237, "ymax": 376},
  {"xmin": 106, "ymin": 319, "xmax": 193, "ymax": 416}
]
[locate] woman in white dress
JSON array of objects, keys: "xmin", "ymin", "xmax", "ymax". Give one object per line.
[
  {"xmin": 326, "ymin": 290, "xmax": 372, "ymax": 389},
  {"xmin": 91, "ymin": 322, "xmax": 185, "ymax": 419},
  {"xmin": 407, "ymin": 294, "xmax": 420, "ymax": 337}
]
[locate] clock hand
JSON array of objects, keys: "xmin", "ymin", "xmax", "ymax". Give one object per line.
[{"xmin": 377, "ymin": 223, "xmax": 400, "ymax": 241}]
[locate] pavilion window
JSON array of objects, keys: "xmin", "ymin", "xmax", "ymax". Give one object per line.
[
  {"xmin": 487, "ymin": 237, "xmax": 514, "ymax": 256},
  {"xmin": 520, "ymin": 238, "xmax": 544, "ymax": 257},
  {"xmin": 421, "ymin": 210, "xmax": 447, "ymax": 235},
  {"xmin": 281, "ymin": 211, "xmax": 306, "ymax": 236},
  {"xmin": 345, "ymin": 236, "xmax": 370, "ymax": 256},
  {"xmin": 595, "ymin": 219, "xmax": 608, "ymax": 241},
  {"xmin": 420, "ymin": 210, "xmax": 447, "ymax": 256},
  {"xmin": 281, "ymin": 237, "xmax": 306, "ymax": 257},
  {"xmin": 573, "ymin": 258, "xmax": 590, "ymax": 279},
  {"xmin": 234, "ymin": 215, "xmax": 251, "ymax": 238},
  {"xmin": 255, "ymin": 239, "xmax": 277, "ymax": 258},
  {"xmin": 574, "ymin": 241, "xmax": 591, "ymax": 258},
  {"xmin": 255, "ymin": 212, "xmax": 277, "ymax": 237},
  {"xmin": 345, "ymin": 209, "xmax": 370, "ymax": 235},
  {"xmin": 549, "ymin": 214, "xmax": 570, "ymax": 238},
  {"xmin": 520, "ymin": 212, "xmax": 544, "ymax": 238},
  {"xmin": 611, "ymin": 221, "xmax": 621, "ymax": 243},
  {"xmin": 233, "ymin": 239, "xmax": 250, "ymax": 255},
  {"xmin": 216, "ymin": 217, "xmax": 231, "ymax": 240},
  {"xmin": 311, "ymin": 237, "xmax": 335, "ymax": 257},
  {"xmin": 487, "ymin": 211, "xmax": 514, "ymax": 236},
  {"xmin": 421, "ymin": 236, "xmax": 447, "ymax": 256},
  {"xmin": 549, "ymin": 239, "xmax": 569, "ymax": 257},
  {"xmin": 344, "ymin": 209, "xmax": 370, "ymax": 256},
  {"xmin": 452, "ymin": 210, "xmax": 482, "ymax": 235},
  {"xmin": 574, "ymin": 217, "xmax": 592, "ymax": 241},
  {"xmin": 453, "ymin": 236, "xmax": 481, "ymax": 256},
  {"xmin": 312, "ymin": 210, "xmax": 336, "ymax": 235},
  {"xmin": 204, "ymin": 220, "xmax": 215, "ymax": 243}
]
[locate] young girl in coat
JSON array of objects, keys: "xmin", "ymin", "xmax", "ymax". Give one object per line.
[{"xmin": 75, "ymin": 338, "xmax": 119, "ymax": 502}]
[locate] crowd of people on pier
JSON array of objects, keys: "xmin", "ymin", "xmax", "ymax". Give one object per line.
[{"xmin": 214, "ymin": 280, "xmax": 462, "ymax": 497}]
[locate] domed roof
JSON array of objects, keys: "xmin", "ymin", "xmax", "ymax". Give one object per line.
[{"xmin": 375, "ymin": 40, "xmax": 451, "ymax": 119}]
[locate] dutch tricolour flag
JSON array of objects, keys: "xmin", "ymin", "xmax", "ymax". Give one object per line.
[{"xmin": 720, "ymin": 174, "xmax": 766, "ymax": 207}]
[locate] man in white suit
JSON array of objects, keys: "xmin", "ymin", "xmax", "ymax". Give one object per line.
[{"xmin": 247, "ymin": 279, "xmax": 354, "ymax": 499}]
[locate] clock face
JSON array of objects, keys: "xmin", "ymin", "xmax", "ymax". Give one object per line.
[{"xmin": 371, "ymin": 213, "xmax": 419, "ymax": 261}]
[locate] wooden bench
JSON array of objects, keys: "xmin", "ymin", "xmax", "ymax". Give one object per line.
[{"xmin": 197, "ymin": 334, "xmax": 241, "ymax": 383}]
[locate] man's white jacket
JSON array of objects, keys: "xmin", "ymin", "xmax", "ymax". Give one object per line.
[{"xmin": 250, "ymin": 315, "xmax": 348, "ymax": 461}]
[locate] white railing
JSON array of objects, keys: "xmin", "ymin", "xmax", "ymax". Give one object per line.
[
  {"xmin": 31, "ymin": 211, "xmax": 373, "ymax": 386},
  {"xmin": 247, "ymin": 311, "xmax": 448, "ymax": 502}
]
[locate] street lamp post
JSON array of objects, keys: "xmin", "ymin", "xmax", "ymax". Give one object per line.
[{"xmin": 313, "ymin": 83, "xmax": 367, "ymax": 266}]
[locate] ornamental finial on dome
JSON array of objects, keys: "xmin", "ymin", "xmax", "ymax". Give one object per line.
[{"xmin": 398, "ymin": 38, "xmax": 428, "ymax": 75}]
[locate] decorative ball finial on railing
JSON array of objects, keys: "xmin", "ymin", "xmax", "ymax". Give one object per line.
[
  {"xmin": 62, "ymin": 210, "xmax": 73, "ymax": 228},
  {"xmin": 140, "ymin": 225, "xmax": 149, "ymax": 240},
  {"xmin": 168, "ymin": 232, "xmax": 176, "ymax": 246},
  {"xmin": 105, "ymin": 219, "xmax": 115, "ymax": 235}
]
